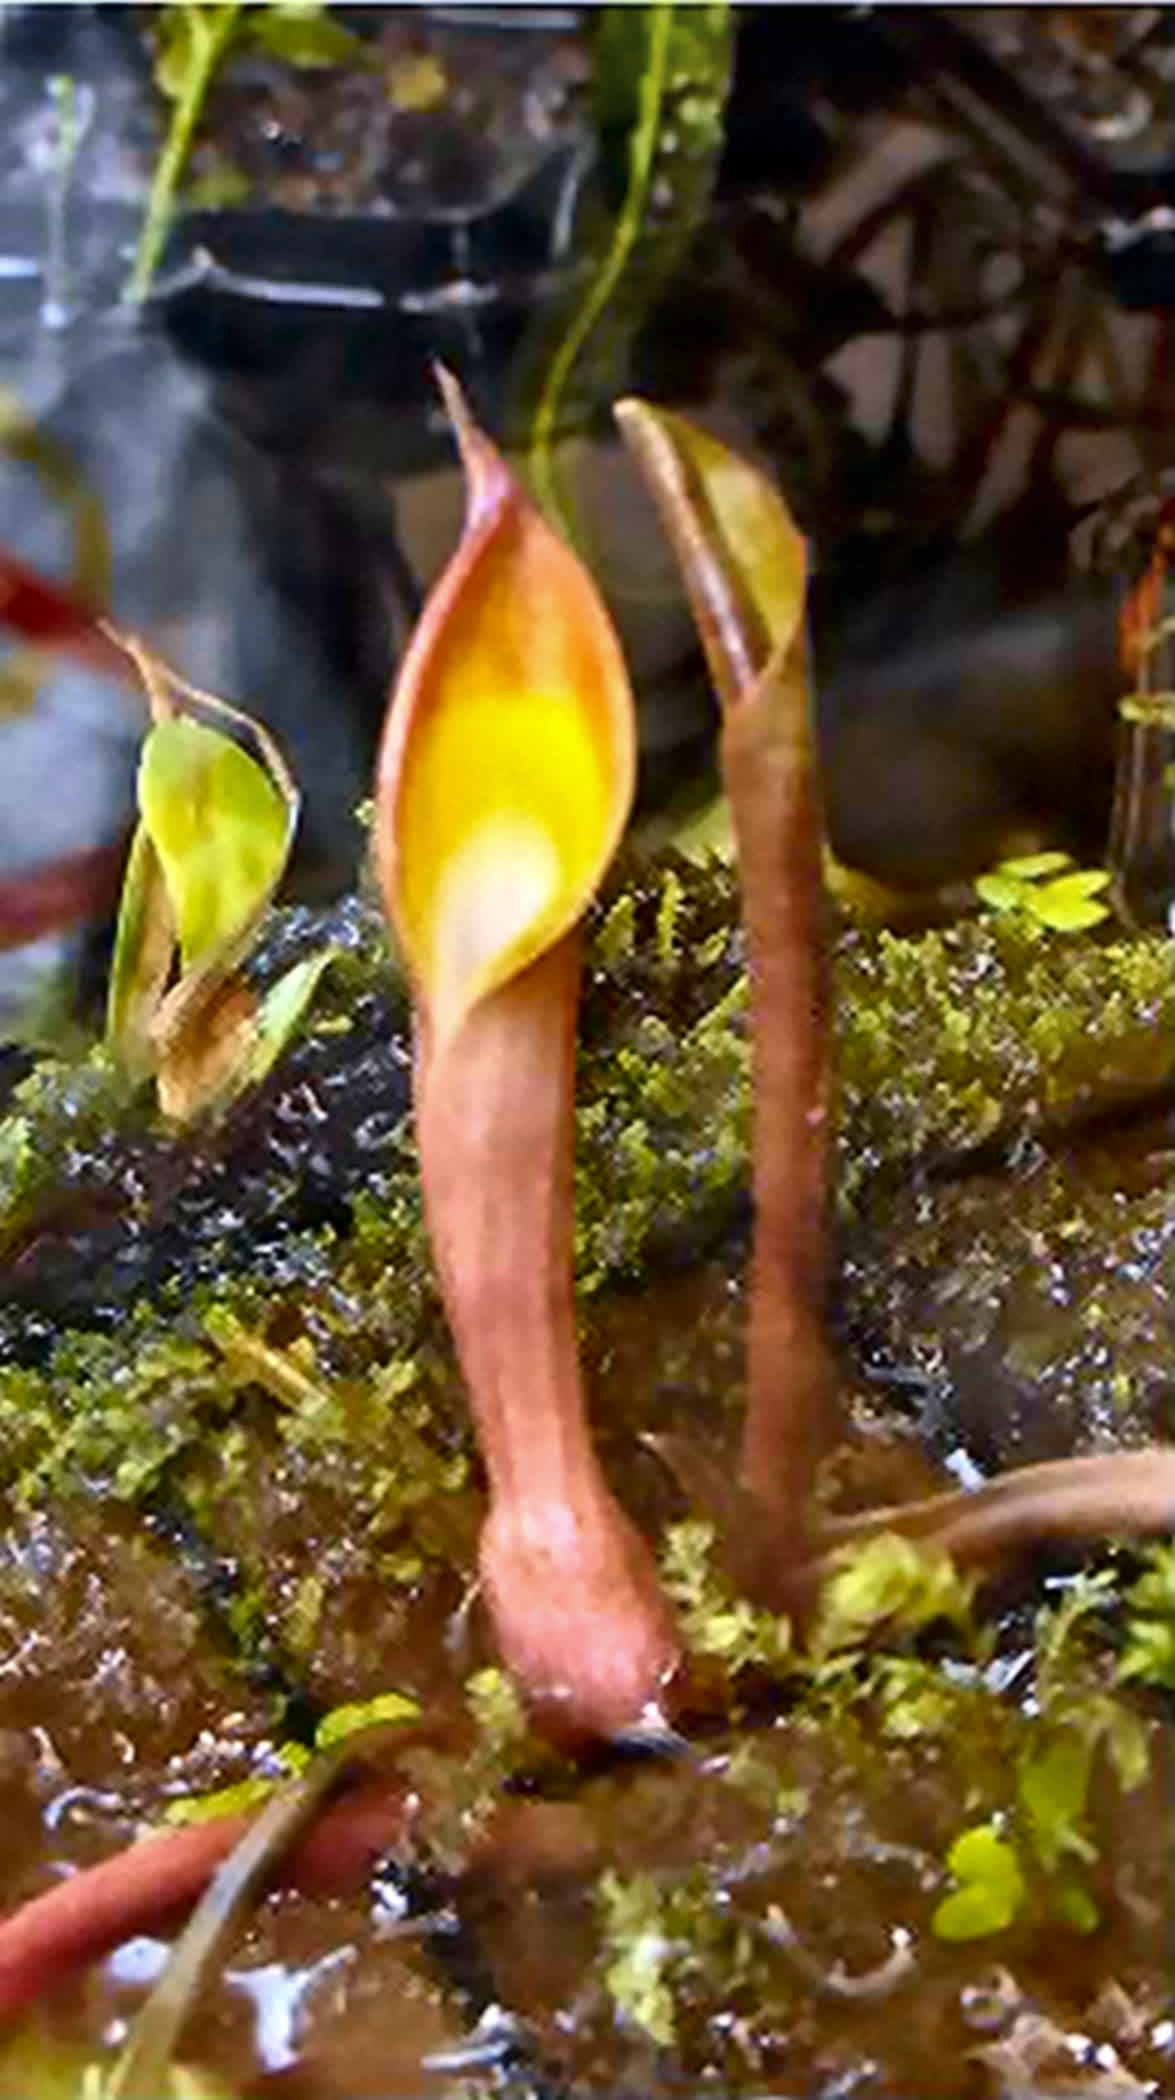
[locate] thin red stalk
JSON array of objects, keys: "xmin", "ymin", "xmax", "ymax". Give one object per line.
[
  {"xmin": 722, "ymin": 646, "xmax": 833, "ymax": 1533},
  {"xmin": 416, "ymin": 936, "xmax": 679, "ymax": 1744},
  {"xmin": 613, "ymin": 403, "xmax": 832, "ymax": 1536},
  {"xmin": 0, "ymin": 549, "xmax": 125, "ymax": 678},
  {"xmin": 813, "ymin": 1448, "xmax": 1175, "ymax": 1573}
]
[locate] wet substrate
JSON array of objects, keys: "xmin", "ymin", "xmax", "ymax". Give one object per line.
[{"xmin": 1, "ymin": 873, "xmax": 1174, "ymax": 2093}]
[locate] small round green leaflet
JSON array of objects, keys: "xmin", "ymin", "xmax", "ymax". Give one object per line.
[
  {"xmin": 975, "ymin": 855, "xmax": 1112, "ymax": 933},
  {"xmin": 138, "ymin": 716, "xmax": 290, "ymax": 970},
  {"xmin": 1029, "ymin": 870, "xmax": 1112, "ymax": 932},
  {"xmin": 932, "ymin": 1824, "xmax": 1026, "ymax": 1942}
]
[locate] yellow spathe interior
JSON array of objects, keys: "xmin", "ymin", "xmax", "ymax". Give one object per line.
[
  {"xmin": 387, "ymin": 451, "xmax": 633, "ymax": 1037},
  {"xmin": 396, "ymin": 679, "xmax": 615, "ymax": 1038}
]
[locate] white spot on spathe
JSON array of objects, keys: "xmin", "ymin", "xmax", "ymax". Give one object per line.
[{"xmin": 431, "ymin": 812, "xmax": 560, "ymax": 1024}]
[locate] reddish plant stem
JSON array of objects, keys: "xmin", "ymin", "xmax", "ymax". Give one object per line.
[
  {"xmin": 812, "ymin": 1447, "xmax": 1175, "ymax": 1575},
  {"xmin": 0, "ymin": 549, "xmax": 124, "ymax": 677},
  {"xmin": 416, "ymin": 935, "xmax": 679, "ymax": 1744},
  {"xmin": 0, "ymin": 1776, "xmax": 418, "ymax": 2026},
  {"xmin": 723, "ymin": 642, "xmax": 833, "ymax": 1538}
]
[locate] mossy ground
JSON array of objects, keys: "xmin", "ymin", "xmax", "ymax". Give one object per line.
[{"xmin": 1, "ymin": 862, "xmax": 1173, "ymax": 2094}]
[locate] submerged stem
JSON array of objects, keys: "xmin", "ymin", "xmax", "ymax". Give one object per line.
[{"xmin": 416, "ymin": 938, "xmax": 678, "ymax": 1741}]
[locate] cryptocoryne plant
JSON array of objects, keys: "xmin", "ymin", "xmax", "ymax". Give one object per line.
[
  {"xmin": 374, "ymin": 370, "xmax": 678, "ymax": 1741},
  {"xmin": 0, "ymin": 378, "xmax": 1173, "ymax": 2025},
  {"xmin": 615, "ymin": 398, "xmax": 1175, "ymax": 1598},
  {"xmin": 103, "ymin": 632, "xmax": 333, "ymax": 1123}
]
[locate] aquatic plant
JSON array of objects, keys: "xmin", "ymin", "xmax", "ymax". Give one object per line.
[
  {"xmin": 374, "ymin": 369, "xmax": 678, "ymax": 1742},
  {"xmin": 103, "ymin": 632, "xmax": 334, "ymax": 1122},
  {"xmin": 616, "ymin": 398, "xmax": 1175, "ymax": 1593},
  {"xmin": 1, "ymin": 384, "xmax": 1174, "ymax": 2055},
  {"xmin": 127, "ymin": 3, "xmax": 374, "ymax": 303}
]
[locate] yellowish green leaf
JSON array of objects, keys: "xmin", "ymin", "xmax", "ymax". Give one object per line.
[
  {"xmin": 1050, "ymin": 1879, "xmax": 1099, "ymax": 1933},
  {"xmin": 1018, "ymin": 1732, "xmax": 1097, "ymax": 1871},
  {"xmin": 249, "ymin": 948, "xmax": 337, "ymax": 1088},
  {"xmin": 138, "ymin": 716, "xmax": 290, "ymax": 970},
  {"xmin": 975, "ymin": 872, "xmax": 1027, "ymax": 914},
  {"xmin": 615, "ymin": 397, "xmax": 806, "ymax": 708},
  {"xmin": 996, "ymin": 850, "xmax": 1073, "ymax": 880},
  {"xmin": 932, "ymin": 1824, "xmax": 1026, "ymax": 1941},
  {"xmin": 1028, "ymin": 872, "xmax": 1112, "ymax": 932},
  {"xmin": 163, "ymin": 1773, "xmax": 281, "ymax": 1828},
  {"xmin": 314, "ymin": 1688, "xmax": 420, "ymax": 1750},
  {"xmin": 246, "ymin": 5, "xmax": 374, "ymax": 70},
  {"xmin": 813, "ymin": 1532, "xmax": 975, "ymax": 1657},
  {"xmin": 1120, "ymin": 692, "xmax": 1175, "ymax": 729},
  {"xmin": 106, "ymin": 821, "xmax": 176, "ymax": 1075}
]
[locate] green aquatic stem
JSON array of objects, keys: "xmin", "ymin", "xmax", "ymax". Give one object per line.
[
  {"xmin": 528, "ymin": 0, "xmax": 675, "ymax": 530},
  {"xmin": 125, "ymin": 4, "xmax": 242, "ymax": 305}
]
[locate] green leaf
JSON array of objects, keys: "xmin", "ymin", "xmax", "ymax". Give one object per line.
[
  {"xmin": 996, "ymin": 850, "xmax": 1073, "ymax": 880},
  {"xmin": 105, "ymin": 820, "xmax": 176, "ymax": 1073},
  {"xmin": 1028, "ymin": 872, "xmax": 1112, "ymax": 932},
  {"xmin": 974, "ymin": 872, "xmax": 1027, "ymax": 914},
  {"xmin": 1051, "ymin": 1878, "xmax": 1100, "ymax": 1933},
  {"xmin": 813, "ymin": 1532, "xmax": 974, "ymax": 1657},
  {"xmin": 248, "ymin": 949, "xmax": 337, "ymax": 1089},
  {"xmin": 138, "ymin": 717, "xmax": 290, "ymax": 971},
  {"xmin": 659, "ymin": 1519, "xmax": 791, "ymax": 1671},
  {"xmin": 163, "ymin": 1773, "xmax": 282, "ymax": 1827},
  {"xmin": 315, "ymin": 1689, "xmax": 420, "ymax": 1750},
  {"xmin": 466, "ymin": 1666, "xmax": 528, "ymax": 1752},
  {"xmin": 1120, "ymin": 692, "xmax": 1175, "ymax": 729},
  {"xmin": 1118, "ymin": 1615, "xmax": 1175, "ymax": 1691},
  {"xmin": 163, "ymin": 1743, "xmax": 310, "ymax": 1826},
  {"xmin": 1125, "ymin": 1540, "xmax": 1175, "ymax": 1617},
  {"xmin": 598, "ymin": 1871, "xmax": 677, "ymax": 2047},
  {"xmin": 1018, "ymin": 1731, "xmax": 1096, "ymax": 1871},
  {"xmin": 1033, "ymin": 1568, "xmax": 1119, "ymax": 1693},
  {"xmin": 153, "ymin": 8, "xmax": 210, "ymax": 102},
  {"xmin": 1099, "ymin": 1699, "xmax": 1150, "ymax": 1792},
  {"xmin": 932, "ymin": 1825, "xmax": 1026, "ymax": 1941},
  {"xmin": 245, "ymin": 6, "xmax": 374, "ymax": 70}
]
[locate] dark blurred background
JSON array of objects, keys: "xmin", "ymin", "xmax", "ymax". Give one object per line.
[{"xmin": 1, "ymin": 4, "xmax": 1172, "ymax": 1020}]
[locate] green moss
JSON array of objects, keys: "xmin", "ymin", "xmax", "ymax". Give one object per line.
[
  {"xmin": 660, "ymin": 1520, "xmax": 791, "ymax": 1674},
  {"xmin": 835, "ymin": 915, "xmax": 1175, "ymax": 1194},
  {"xmin": 0, "ymin": 1046, "xmax": 139, "ymax": 1249}
]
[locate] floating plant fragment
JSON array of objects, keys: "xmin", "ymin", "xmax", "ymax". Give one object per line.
[
  {"xmin": 620, "ymin": 401, "xmax": 1175, "ymax": 1595},
  {"xmin": 975, "ymin": 852, "xmax": 1113, "ymax": 932}
]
